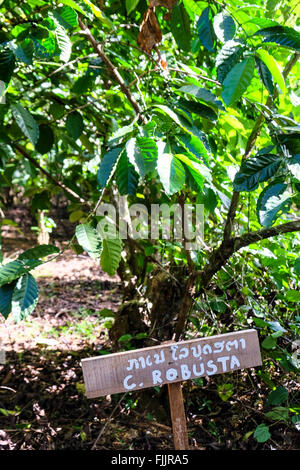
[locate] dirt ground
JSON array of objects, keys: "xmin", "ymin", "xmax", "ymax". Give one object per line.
[{"xmin": 0, "ymin": 207, "xmax": 299, "ymax": 451}]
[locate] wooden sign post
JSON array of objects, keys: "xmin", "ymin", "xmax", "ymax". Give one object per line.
[{"xmin": 81, "ymin": 329, "xmax": 262, "ymax": 449}]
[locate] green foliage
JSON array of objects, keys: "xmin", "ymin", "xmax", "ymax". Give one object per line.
[
  {"xmin": 75, "ymin": 223, "xmax": 103, "ymax": 260},
  {"xmin": 0, "ymin": 5, "xmax": 299, "ymax": 443}
]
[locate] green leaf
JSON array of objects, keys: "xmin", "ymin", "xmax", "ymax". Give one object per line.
[
  {"xmin": 262, "ymin": 335, "xmax": 277, "ymax": 349},
  {"xmin": 157, "ymin": 152, "xmax": 186, "ymax": 196},
  {"xmin": 18, "ymin": 245, "xmax": 59, "ymax": 261},
  {"xmin": 126, "ymin": 0, "xmax": 140, "ymax": 15},
  {"xmin": 182, "ymin": 0, "xmax": 205, "ymax": 17},
  {"xmin": 255, "ymin": 49, "xmax": 286, "ymax": 93},
  {"xmin": 126, "ymin": 137, "xmax": 158, "ymax": 179},
  {"xmin": 59, "ymin": 0, "xmax": 87, "ymax": 16},
  {"xmin": 213, "ymin": 12, "xmax": 236, "ymax": 43},
  {"xmin": 277, "ymin": 134, "xmax": 300, "ymax": 156},
  {"xmin": 177, "ymin": 132, "xmax": 210, "ymax": 165},
  {"xmin": 177, "ymin": 98, "xmax": 218, "ymax": 122},
  {"xmin": 257, "ymin": 181, "xmax": 292, "ymax": 227},
  {"xmin": 75, "ymin": 224, "xmax": 103, "ymax": 260},
  {"xmin": 35, "ymin": 124, "xmax": 54, "ymax": 154},
  {"xmin": 171, "ymin": 3, "xmax": 191, "ymax": 52},
  {"xmin": 97, "ymin": 147, "xmax": 123, "ymax": 189},
  {"xmin": 66, "ymin": 111, "xmax": 84, "ymax": 140},
  {"xmin": 216, "ymin": 40, "xmax": 244, "ymax": 83},
  {"xmin": 286, "ymin": 289, "xmax": 300, "ymax": 302},
  {"xmin": 295, "ymin": 257, "xmax": 300, "ymax": 276},
  {"xmin": 0, "ymin": 260, "xmax": 33, "ymax": 287},
  {"xmin": 233, "ymin": 154, "xmax": 282, "ymax": 192},
  {"xmin": 197, "ymin": 7, "xmax": 216, "ymax": 52},
  {"xmin": 54, "ymin": 23, "xmax": 72, "ymax": 62},
  {"xmin": 0, "ymin": 49, "xmax": 15, "ymax": 84},
  {"xmin": 100, "ymin": 228, "xmax": 122, "ymax": 277},
  {"xmin": 254, "ymin": 26, "xmax": 300, "ymax": 51},
  {"xmin": 265, "ymin": 406, "xmax": 289, "ymax": 422},
  {"xmin": 9, "ymin": 39, "xmax": 34, "ymax": 65},
  {"xmin": 266, "ymin": 386, "xmax": 288, "ymax": 406},
  {"xmin": 11, "ymin": 104, "xmax": 39, "ymax": 145},
  {"xmin": 0, "ymin": 282, "xmax": 16, "ymax": 319},
  {"xmin": 255, "ymin": 56, "xmax": 274, "ymax": 95},
  {"xmin": 287, "ymin": 155, "xmax": 300, "ymax": 180},
  {"xmin": 115, "ymin": 151, "xmax": 139, "ymax": 196},
  {"xmin": 175, "ymin": 153, "xmax": 210, "ymax": 189},
  {"xmin": 52, "ymin": 6, "xmax": 78, "ymax": 29},
  {"xmin": 221, "ymin": 56, "xmax": 255, "ymax": 106},
  {"xmin": 254, "ymin": 424, "xmax": 271, "ymax": 443},
  {"xmin": 11, "ymin": 273, "xmax": 39, "ymax": 323},
  {"xmin": 33, "ymin": 33, "xmax": 56, "ymax": 59},
  {"xmin": 178, "ymin": 85, "xmax": 225, "ymax": 110},
  {"xmin": 217, "ymin": 383, "xmax": 234, "ymax": 401}
]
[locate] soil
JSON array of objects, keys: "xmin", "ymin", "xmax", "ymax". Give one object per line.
[{"xmin": 0, "ymin": 206, "xmax": 299, "ymax": 451}]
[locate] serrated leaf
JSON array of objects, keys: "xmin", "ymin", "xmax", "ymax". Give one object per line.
[
  {"xmin": 233, "ymin": 154, "xmax": 282, "ymax": 192},
  {"xmin": 66, "ymin": 111, "xmax": 84, "ymax": 140},
  {"xmin": 126, "ymin": 137, "xmax": 158, "ymax": 178},
  {"xmin": 197, "ymin": 7, "xmax": 216, "ymax": 52},
  {"xmin": 257, "ymin": 181, "xmax": 292, "ymax": 227},
  {"xmin": 157, "ymin": 152, "xmax": 186, "ymax": 195},
  {"xmin": 221, "ymin": 56, "xmax": 255, "ymax": 106},
  {"xmin": 115, "ymin": 151, "xmax": 139, "ymax": 196},
  {"xmin": 213, "ymin": 12, "xmax": 236, "ymax": 43},
  {"xmin": 11, "ymin": 104, "xmax": 39, "ymax": 145},
  {"xmin": 254, "ymin": 25, "xmax": 300, "ymax": 51},
  {"xmin": 11, "ymin": 273, "xmax": 39, "ymax": 323},
  {"xmin": 216, "ymin": 40, "xmax": 244, "ymax": 83},
  {"xmin": 18, "ymin": 245, "xmax": 59, "ymax": 261},
  {"xmin": 171, "ymin": 3, "xmax": 191, "ymax": 52},
  {"xmin": 97, "ymin": 147, "xmax": 123, "ymax": 189},
  {"xmin": 256, "ymin": 49, "xmax": 286, "ymax": 93},
  {"xmin": 75, "ymin": 224, "xmax": 103, "ymax": 260},
  {"xmin": 254, "ymin": 424, "xmax": 271, "ymax": 443}
]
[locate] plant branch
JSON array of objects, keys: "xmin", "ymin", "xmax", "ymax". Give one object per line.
[
  {"xmin": 223, "ymin": 52, "xmax": 299, "ymax": 242},
  {"xmin": 14, "ymin": 143, "xmax": 89, "ymax": 206},
  {"xmin": 197, "ymin": 219, "xmax": 300, "ymax": 290},
  {"xmin": 78, "ymin": 18, "xmax": 146, "ymax": 124}
]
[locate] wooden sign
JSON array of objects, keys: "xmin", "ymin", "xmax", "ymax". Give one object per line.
[{"xmin": 81, "ymin": 329, "xmax": 261, "ymax": 398}]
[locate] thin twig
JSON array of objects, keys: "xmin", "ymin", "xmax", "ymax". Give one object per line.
[
  {"xmin": 14, "ymin": 143, "xmax": 89, "ymax": 206},
  {"xmin": 78, "ymin": 18, "xmax": 146, "ymax": 124},
  {"xmin": 91, "ymin": 393, "xmax": 127, "ymax": 450}
]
